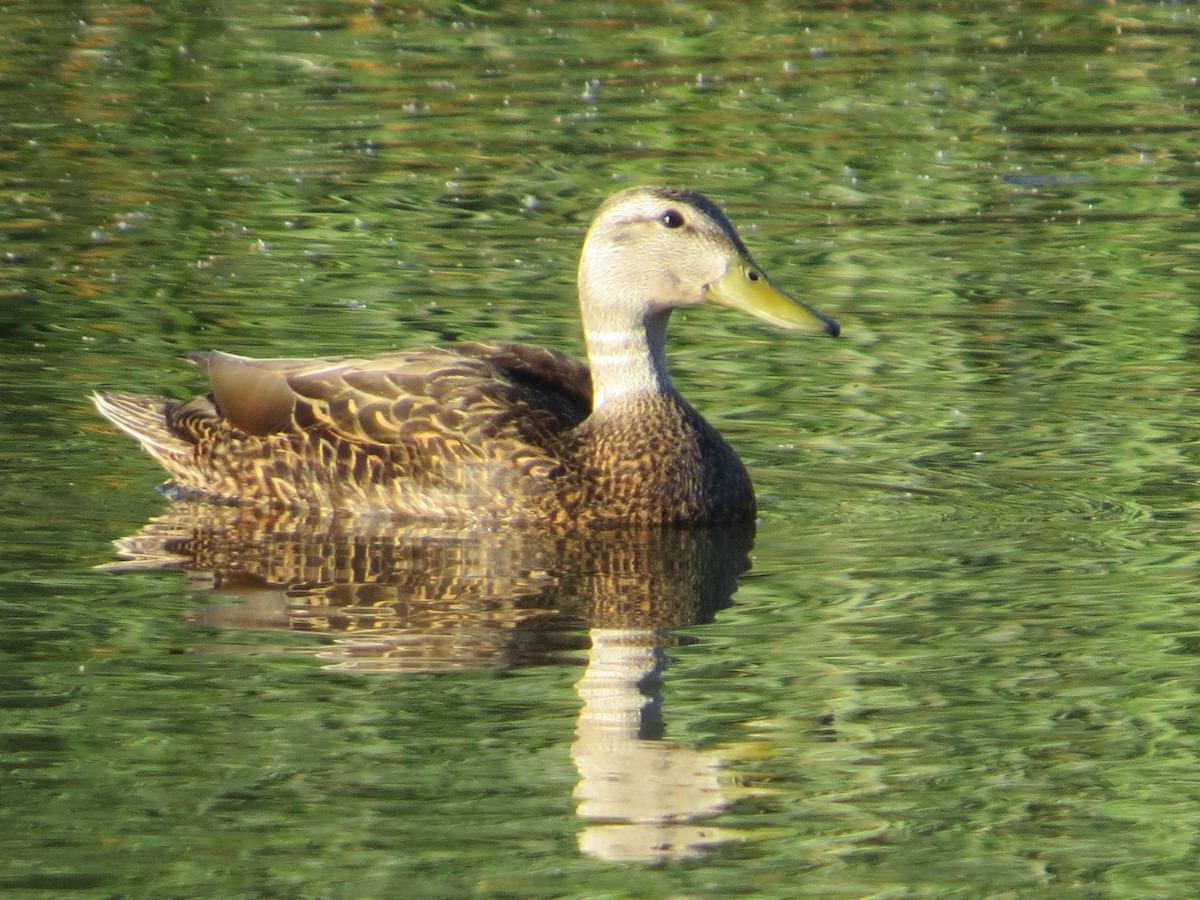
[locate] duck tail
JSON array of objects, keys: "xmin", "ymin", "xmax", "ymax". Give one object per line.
[{"xmin": 92, "ymin": 391, "xmax": 193, "ymax": 473}]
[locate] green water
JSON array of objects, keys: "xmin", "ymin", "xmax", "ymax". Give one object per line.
[{"xmin": 4, "ymin": 1, "xmax": 1200, "ymax": 896}]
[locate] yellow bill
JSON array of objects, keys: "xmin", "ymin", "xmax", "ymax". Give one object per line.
[{"xmin": 707, "ymin": 263, "xmax": 839, "ymax": 336}]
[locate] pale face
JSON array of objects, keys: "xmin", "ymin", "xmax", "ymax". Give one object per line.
[{"xmin": 578, "ymin": 186, "xmax": 838, "ymax": 335}]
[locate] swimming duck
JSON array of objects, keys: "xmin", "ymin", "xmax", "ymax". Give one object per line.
[{"xmin": 93, "ymin": 186, "xmax": 839, "ymax": 526}]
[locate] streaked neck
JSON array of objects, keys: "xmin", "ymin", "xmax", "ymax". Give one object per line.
[{"xmin": 583, "ymin": 311, "xmax": 675, "ymax": 413}]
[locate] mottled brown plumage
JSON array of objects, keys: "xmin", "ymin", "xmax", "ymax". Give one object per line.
[{"xmin": 93, "ymin": 186, "xmax": 839, "ymax": 525}]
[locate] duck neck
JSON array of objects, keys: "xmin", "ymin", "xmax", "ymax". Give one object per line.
[{"xmin": 582, "ymin": 303, "xmax": 676, "ymax": 414}]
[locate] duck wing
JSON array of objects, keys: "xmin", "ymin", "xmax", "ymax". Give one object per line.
[{"xmin": 187, "ymin": 342, "xmax": 593, "ymax": 453}]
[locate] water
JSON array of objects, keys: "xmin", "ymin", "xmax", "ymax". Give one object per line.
[{"xmin": 4, "ymin": 2, "xmax": 1200, "ymax": 896}]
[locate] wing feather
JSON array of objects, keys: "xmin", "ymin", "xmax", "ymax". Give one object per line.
[{"xmin": 189, "ymin": 344, "xmax": 592, "ymax": 463}]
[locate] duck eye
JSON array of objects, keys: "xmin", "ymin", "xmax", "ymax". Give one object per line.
[
  {"xmin": 747, "ymin": 270, "xmax": 761, "ymax": 282},
  {"xmin": 660, "ymin": 209, "xmax": 685, "ymax": 229}
]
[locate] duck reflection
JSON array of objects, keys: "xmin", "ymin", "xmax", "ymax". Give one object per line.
[{"xmin": 102, "ymin": 504, "xmax": 755, "ymax": 861}]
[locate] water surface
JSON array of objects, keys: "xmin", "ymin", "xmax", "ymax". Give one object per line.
[{"xmin": 3, "ymin": 2, "xmax": 1200, "ymax": 896}]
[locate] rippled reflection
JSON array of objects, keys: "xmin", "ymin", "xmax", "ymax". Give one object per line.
[
  {"xmin": 572, "ymin": 628, "xmax": 736, "ymax": 861},
  {"xmin": 102, "ymin": 503, "xmax": 754, "ymax": 860}
]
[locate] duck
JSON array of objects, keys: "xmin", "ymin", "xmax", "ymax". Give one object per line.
[{"xmin": 93, "ymin": 185, "xmax": 839, "ymax": 526}]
